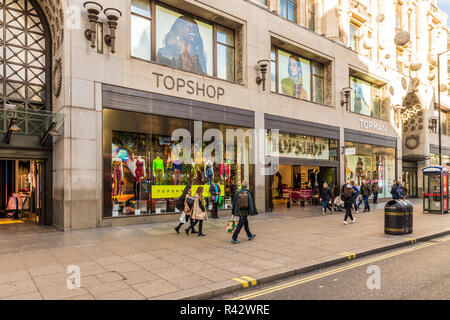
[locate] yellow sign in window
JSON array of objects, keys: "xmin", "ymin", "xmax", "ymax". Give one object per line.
[{"xmin": 151, "ymin": 185, "xmax": 224, "ymax": 199}]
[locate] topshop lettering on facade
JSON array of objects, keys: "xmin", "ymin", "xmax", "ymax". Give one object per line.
[
  {"xmin": 152, "ymin": 72, "xmax": 225, "ymax": 100},
  {"xmin": 359, "ymin": 119, "xmax": 388, "ymax": 133}
]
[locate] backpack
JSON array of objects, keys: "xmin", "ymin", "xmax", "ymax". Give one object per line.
[
  {"xmin": 238, "ymin": 191, "xmax": 249, "ymax": 210},
  {"xmin": 395, "ymin": 186, "xmax": 403, "ymax": 199},
  {"xmin": 176, "ymin": 196, "xmax": 185, "ymax": 211}
]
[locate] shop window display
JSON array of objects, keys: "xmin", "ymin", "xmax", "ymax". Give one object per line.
[
  {"xmin": 104, "ymin": 109, "xmax": 253, "ymax": 217},
  {"xmin": 344, "ymin": 142, "xmax": 395, "ymax": 198}
]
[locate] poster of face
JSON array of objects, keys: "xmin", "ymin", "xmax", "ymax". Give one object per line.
[
  {"xmin": 350, "ymin": 77, "xmax": 371, "ymax": 116},
  {"xmin": 156, "ymin": 5, "xmax": 213, "ymax": 76},
  {"xmin": 278, "ymin": 50, "xmax": 311, "ymax": 100}
]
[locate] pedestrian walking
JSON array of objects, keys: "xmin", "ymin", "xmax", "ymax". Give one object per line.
[
  {"xmin": 360, "ymin": 179, "xmax": 372, "ymax": 212},
  {"xmin": 341, "ymin": 184, "xmax": 356, "ymax": 225},
  {"xmin": 209, "ymin": 178, "xmax": 221, "ymax": 219},
  {"xmin": 321, "ymin": 182, "xmax": 334, "ymax": 215},
  {"xmin": 186, "ymin": 186, "xmax": 207, "ymax": 236},
  {"xmin": 231, "ymin": 181, "xmax": 256, "ymax": 244},
  {"xmin": 372, "ymin": 180, "xmax": 379, "ymax": 204},
  {"xmin": 391, "ymin": 181, "xmax": 404, "ymax": 200},
  {"xmin": 174, "ymin": 185, "xmax": 197, "ymax": 234},
  {"xmin": 351, "ymin": 181, "xmax": 360, "ymax": 213}
]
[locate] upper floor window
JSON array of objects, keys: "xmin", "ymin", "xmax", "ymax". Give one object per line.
[
  {"xmin": 350, "ymin": 22, "xmax": 361, "ymax": 52},
  {"xmin": 306, "ymin": 0, "xmax": 315, "ymax": 31},
  {"xmin": 350, "ymin": 76, "xmax": 387, "ymax": 120},
  {"xmin": 280, "ymin": 0, "xmax": 297, "ymax": 22},
  {"xmin": 271, "ymin": 47, "xmax": 324, "ymax": 104},
  {"xmin": 131, "ymin": 0, "xmax": 235, "ymax": 82},
  {"xmin": 395, "ymin": 2, "xmax": 402, "ymax": 31}
]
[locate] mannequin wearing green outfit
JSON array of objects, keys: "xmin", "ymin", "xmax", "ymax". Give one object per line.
[{"xmin": 153, "ymin": 156, "xmax": 164, "ymax": 185}]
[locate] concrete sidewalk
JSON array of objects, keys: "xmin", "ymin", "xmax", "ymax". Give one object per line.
[{"xmin": 0, "ymin": 199, "xmax": 449, "ymax": 300}]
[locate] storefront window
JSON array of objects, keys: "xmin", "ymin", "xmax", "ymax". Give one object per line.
[
  {"xmin": 131, "ymin": 1, "xmax": 235, "ymax": 81},
  {"xmin": 430, "ymin": 154, "xmax": 450, "ymax": 166},
  {"xmin": 344, "ymin": 142, "xmax": 396, "ymax": 198},
  {"xmin": 265, "ymin": 131, "xmax": 339, "ymax": 161},
  {"xmin": 271, "ymin": 47, "xmax": 324, "ymax": 104},
  {"xmin": 350, "ymin": 76, "xmax": 387, "ymax": 120},
  {"xmin": 104, "ymin": 109, "xmax": 253, "ymax": 217}
]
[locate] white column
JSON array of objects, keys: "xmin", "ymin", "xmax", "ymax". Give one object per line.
[{"xmin": 323, "ymin": 0, "xmax": 340, "ymax": 40}]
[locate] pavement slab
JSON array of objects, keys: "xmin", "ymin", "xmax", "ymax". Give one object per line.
[{"xmin": 1, "ymin": 199, "xmax": 450, "ymax": 299}]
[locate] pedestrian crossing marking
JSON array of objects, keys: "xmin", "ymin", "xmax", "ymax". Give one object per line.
[{"xmin": 338, "ymin": 251, "xmax": 356, "ymax": 260}]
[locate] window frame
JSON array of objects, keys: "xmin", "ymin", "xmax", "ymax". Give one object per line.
[
  {"xmin": 349, "ymin": 75, "xmax": 386, "ymax": 120},
  {"xmin": 280, "ymin": 0, "xmax": 297, "ymax": 23},
  {"xmin": 306, "ymin": 0, "xmax": 315, "ymax": 31},
  {"xmin": 350, "ymin": 22, "xmax": 361, "ymax": 53},
  {"xmin": 130, "ymin": 0, "xmax": 236, "ymax": 82},
  {"xmin": 271, "ymin": 46, "xmax": 325, "ymax": 105}
]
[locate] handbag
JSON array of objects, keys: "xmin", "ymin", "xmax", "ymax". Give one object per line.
[
  {"xmin": 179, "ymin": 211, "xmax": 186, "ymax": 224},
  {"xmin": 226, "ymin": 216, "xmax": 238, "ymax": 233}
]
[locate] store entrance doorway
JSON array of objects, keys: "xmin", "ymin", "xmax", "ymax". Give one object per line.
[
  {"xmin": 269, "ymin": 164, "xmax": 338, "ymax": 210},
  {"xmin": 402, "ymin": 169, "xmax": 418, "ymax": 198},
  {"xmin": 0, "ymin": 159, "xmax": 48, "ymax": 227}
]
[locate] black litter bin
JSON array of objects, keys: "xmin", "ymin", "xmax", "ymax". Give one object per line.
[{"xmin": 384, "ymin": 199, "xmax": 413, "ymax": 235}]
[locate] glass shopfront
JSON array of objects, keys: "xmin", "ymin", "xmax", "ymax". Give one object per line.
[
  {"xmin": 431, "ymin": 154, "xmax": 450, "ymax": 166},
  {"xmin": 344, "ymin": 142, "xmax": 396, "ymax": 198},
  {"xmin": 103, "ymin": 109, "xmax": 253, "ymax": 217}
]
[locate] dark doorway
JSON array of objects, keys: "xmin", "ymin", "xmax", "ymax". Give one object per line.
[{"xmin": 0, "ymin": 159, "xmax": 49, "ymax": 226}]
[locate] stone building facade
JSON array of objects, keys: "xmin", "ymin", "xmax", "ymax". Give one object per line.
[{"xmin": 0, "ymin": 0, "xmax": 448, "ymax": 230}]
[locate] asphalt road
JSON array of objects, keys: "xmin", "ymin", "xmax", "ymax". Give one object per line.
[{"xmin": 217, "ymin": 235, "xmax": 450, "ymax": 300}]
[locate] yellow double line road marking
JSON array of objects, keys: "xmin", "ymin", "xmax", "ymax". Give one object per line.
[{"xmin": 233, "ymin": 240, "xmax": 445, "ymax": 300}]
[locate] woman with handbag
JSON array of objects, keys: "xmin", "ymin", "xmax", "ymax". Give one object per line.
[
  {"xmin": 174, "ymin": 185, "xmax": 198, "ymax": 234},
  {"xmin": 186, "ymin": 186, "xmax": 208, "ymax": 236}
]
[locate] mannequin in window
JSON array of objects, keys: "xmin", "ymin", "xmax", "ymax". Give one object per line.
[
  {"xmin": 195, "ymin": 164, "xmax": 205, "ymax": 185},
  {"xmin": 152, "ymin": 156, "xmax": 164, "ymax": 185},
  {"xmin": 134, "ymin": 155, "xmax": 146, "ymax": 200},
  {"xmin": 220, "ymin": 160, "xmax": 231, "ymax": 183},
  {"xmin": 355, "ymin": 158, "xmax": 363, "ymax": 185},
  {"xmin": 172, "ymin": 160, "xmax": 183, "ymax": 185},
  {"xmin": 204, "ymin": 161, "xmax": 214, "ymax": 185},
  {"xmin": 112, "ymin": 156, "xmax": 124, "ymax": 197}
]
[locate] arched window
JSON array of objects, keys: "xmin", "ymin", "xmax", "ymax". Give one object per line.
[{"xmin": 0, "ymin": 0, "xmax": 51, "ymax": 111}]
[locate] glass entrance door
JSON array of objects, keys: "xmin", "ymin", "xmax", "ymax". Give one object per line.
[
  {"xmin": 402, "ymin": 169, "xmax": 418, "ymax": 198},
  {"xmin": 423, "ymin": 173, "xmax": 442, "ymax": 213}
]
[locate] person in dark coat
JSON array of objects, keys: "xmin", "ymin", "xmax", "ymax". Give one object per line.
[
  {"xmin": 209, "ymin": 178, "xmax": 221, "ymax": 219},
  {"xmin": 360, "ymin": 180, "xmax": 372, "ymax": 212},
  {"xmin": 341, "ymin": 184, "xmax": 356, "ymax": 225},
  {"xmin": 231, "ymin": 181, "xmax": 256, "ymax": 244},
  {"xmin": 321, "ymin": 182, "xmax": 334, "ymax": 215}
]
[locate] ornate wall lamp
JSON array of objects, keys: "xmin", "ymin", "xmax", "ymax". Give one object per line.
[
  {"xmin": 256, "ymin": 60, "xmax": 270, "ymax": 91},
  {"xmin": 103, "ymin": 8, "xmax": 122, "ymax": 54},
  {"xmin": 340, "ymin": 87, "xmax": 352, "ymax": 111},
  {"xmin": 3, "ymin": 104, "xmax": 21, "ymax": 144},
  {"xmin": 428, "ymin": 116, "xmax": 438, "ymax": 133},
  {"xmin": 83, "ymin": 1, "xmax": 103, "ymax": 49}
]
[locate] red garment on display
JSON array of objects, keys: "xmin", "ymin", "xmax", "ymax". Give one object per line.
[
  {"xmin": 220, "ymin": 163, "xmax": 230, "ymax": 182},
  {"xmin": 135, "ymin": 160, "xmax": 145, "ymax": 182}
]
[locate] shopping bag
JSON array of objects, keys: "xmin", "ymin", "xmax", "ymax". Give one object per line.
[
  {"xmin": 179, "ymin": 212, "xmax": 186, "ymax": 224},
  {"xmin": 226, "ymin": 217, "xmax": 238, "ymax": 233}
]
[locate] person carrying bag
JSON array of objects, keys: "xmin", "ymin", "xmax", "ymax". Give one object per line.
[{"xmin": 231, "ymin": 181, "xmax": 256, "ymax": 244}]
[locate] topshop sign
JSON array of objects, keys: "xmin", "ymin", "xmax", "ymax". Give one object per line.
[
  {"xmin": 152, "ymin": 72, "xmax": 225, "ymax": 100},
  {"xmin": 359, "ymin": 119, "xmax": 388, "ymax": 133}
]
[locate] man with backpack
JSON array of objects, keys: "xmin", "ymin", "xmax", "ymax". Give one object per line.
[{"xmin": 231, "ymin": 181, "xmax": 256, "ymax": 244}]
